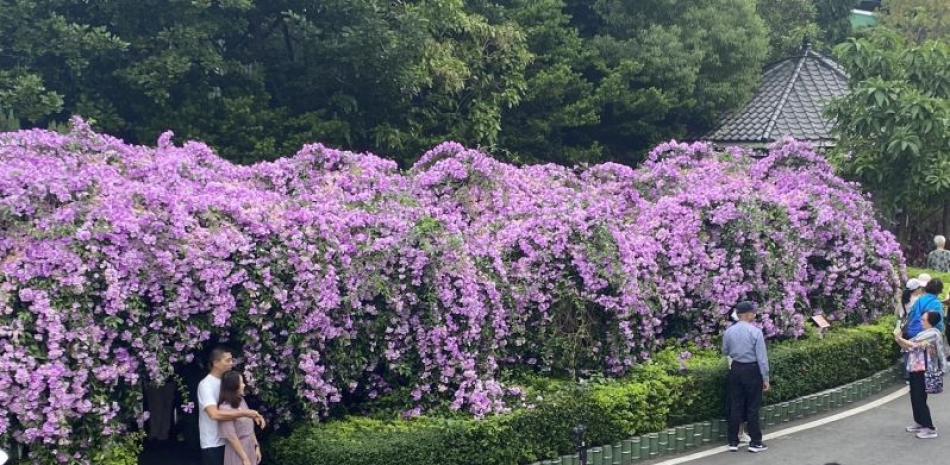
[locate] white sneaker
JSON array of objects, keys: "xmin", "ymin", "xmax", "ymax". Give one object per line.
[
  {"xmin": 916, "ymin": 428, "xmax": 938, "ymax": 439},
  {"xmin": 748, "ymin": 443, "xmax": 768, "ymax": 453},
  {"xmin": 906, "ymin": 424, "xmax": 925, "ymax": 433},
  {"xmin": 727, "ymin": 444, "xmax": 739, "ymax": 452},
  {"xmin": 739, "ymin": 432, "xmax": 751, "ymax": 444}
]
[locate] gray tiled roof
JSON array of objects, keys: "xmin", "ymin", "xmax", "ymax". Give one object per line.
[{"xmin": 705, "ymin": 47, "xmax": 849, "ymax": 146}]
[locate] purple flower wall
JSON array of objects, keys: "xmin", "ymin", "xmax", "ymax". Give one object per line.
[{"xmin": 0, "ymin": 119, "xmax": 902, "ymax": 463}]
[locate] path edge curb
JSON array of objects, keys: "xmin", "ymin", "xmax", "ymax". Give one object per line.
[{"xmin": 532, "ymin": 365, "xmax": 903, "ymax": 465}]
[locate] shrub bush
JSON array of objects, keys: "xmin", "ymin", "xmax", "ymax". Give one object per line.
[
  {"xmin": 1, "ymin": 121, "xmax": 903, "ymax": 463},
  {"xmin": 669, "ymin": 317, "xmax": 896, "ymax": 424},
  {"xmin": 91, "ymin": 433, "xmax": 144, "ymax": 465},
  {"xmin": 270, "ymin": 318, "xmax": 900, "ymax": 465},
  {"xmin": 271, "ymin": 365, "xmax": 685, "ymax": 465}
]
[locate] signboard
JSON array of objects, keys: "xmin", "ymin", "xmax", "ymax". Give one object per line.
[{"xmin": 811, "ymin": 315, "xmax": 831, "ymax": 329}]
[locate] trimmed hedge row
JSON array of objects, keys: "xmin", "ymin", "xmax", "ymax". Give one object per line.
[
  {"xmin": 269, "ymin": 318, "xmax": 899, "ymax": 465},
  {"xmin": 668, "ymin": 318, "xmax": 895, "ymax": 424}
]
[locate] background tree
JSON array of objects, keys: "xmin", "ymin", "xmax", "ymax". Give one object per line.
[
  {"xmin": 486, "ymin": 0, "xmax": 604, "ymax": 165},
  {"xmin": 0, "ymin": 1, "xmax": 126, "ymax": 124},
  {"xmin": 830, "ymin": 27, "xmax": 950, "ymax": 259},
  {"xmin": 815, "ymin": 0, "xmax": 858, "ymax": 46},
  {"xmin": 0, "ymin": 0, "xmax": 532, "ymax": 165},
  {"xmin": 0, "ymin": 108, "xmax": 20, "ymax": 132},
  {"xmin": 495, "ymin": 0, "xmax": 769, "ymax": 166},
  {"xmin": 756, "ymin": 0, "xmax": 821, "ymax": 61},
  {"xmin": 882, "ymin": 0, "xmax": 949, "ymax": 43},
  {"xmin": 3, "ymin": 0, "xmax": 874, "ymax": 167},
  {"xmin": 250, "ymin": 0, "xmax": 532, "ymax": 163}
]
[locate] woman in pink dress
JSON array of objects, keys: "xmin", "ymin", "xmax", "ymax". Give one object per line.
[{"xmin": 218, "ymin": 371, "xmax": 261, "ymax": 465}]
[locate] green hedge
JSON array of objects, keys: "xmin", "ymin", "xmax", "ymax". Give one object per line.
[
  {"xmin": 269, "ymin": 318, "xmax": 899, "ymax": 465},
  {"xmin": 93, "ymin": 433, "xmax": 143, "ymax": 465},
  {"xmin": 668, "ymin": 318, "xmax": 895, "ymax": 424}
]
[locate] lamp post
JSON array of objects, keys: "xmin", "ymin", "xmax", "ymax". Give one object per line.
[{"xmin": 572, "ymin": 424, "xmax": 587, "ymax": 465}]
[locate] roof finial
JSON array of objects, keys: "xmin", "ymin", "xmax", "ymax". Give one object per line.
[{"xmin": 801, "ymin": 38, "xmax": 812, "ymax": 54}]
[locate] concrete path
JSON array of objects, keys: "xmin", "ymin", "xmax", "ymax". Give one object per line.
[{"xmin": 645, "ymin": 385, "xmax": 949, "ymax": 465}]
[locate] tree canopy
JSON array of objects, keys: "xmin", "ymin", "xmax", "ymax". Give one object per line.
[
  {"xmin": 882, "ymin": 0, "xmax": 949, "ymax": 43},
  {"xmin": 0, "ymin": 1, "xmax": 852, "ymax": 166},
  {"xmin": 830, "ymin": 26, "xmax": 950, "ymax": 248}
]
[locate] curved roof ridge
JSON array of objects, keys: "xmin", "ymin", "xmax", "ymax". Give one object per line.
[
  {"xmin": 763, "ymin": 49, "xmax": 808, "ymax": 140},
  {"xmin": 808, "ymin": 49, "xmax": 850, "ymax": 80},
  {"xmin": 702, "ymin": 44, "xmax": 850, "ymax": 146}
]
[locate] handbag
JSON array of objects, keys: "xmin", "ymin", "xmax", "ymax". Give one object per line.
[
  {"xmin": 924, "ymin": 346, "xmax": 944, "ymax": 395},
  {"xmin": 907, "ymin": 347, "xmax": 927, "ymax": 373}
]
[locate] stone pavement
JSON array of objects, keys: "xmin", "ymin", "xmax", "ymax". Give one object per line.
[{"xmin": 644, "ymin": 385, "xmax": 950, "ymax": 465}]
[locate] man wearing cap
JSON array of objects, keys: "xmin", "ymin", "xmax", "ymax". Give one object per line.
[{"xmin": 722, "ymin": 301, "xmax": 770, "ymax": 453}]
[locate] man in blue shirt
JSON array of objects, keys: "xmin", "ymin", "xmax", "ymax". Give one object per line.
[{"xmin": 722, "ymin": 301, "xmax": 770, "ymax": 453}]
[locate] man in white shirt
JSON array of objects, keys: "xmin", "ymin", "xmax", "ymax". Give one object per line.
[{"xmin": 198, "ymin": 347, "xmax": 265, "ymax": 465}]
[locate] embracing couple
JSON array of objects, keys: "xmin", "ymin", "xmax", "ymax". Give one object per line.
[{"xmin": 198, "ymin": 347, "xmax": 266, "ymax": 465}]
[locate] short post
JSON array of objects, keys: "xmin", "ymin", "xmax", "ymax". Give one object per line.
[
  {"xmin": 590, "ymin": 447, "xmax": 603, "ymax": 465},
  {"xmin": 625, "ymin": 439, "xmax": 638, "ymax": 462},
  {"xmin": 639, "ymin": 435, "xmax": 651, "ymax": 459},
  {"xmin": 684, "ymin": 425, "xmax": 696, "ymax": 448},
  {"xmin": 647, "ymin": 432, "xmax": 660, "ymax": 458},
  {"xmin": 573, "ymin": 425, "xmax": 588, "ymax": 465},
  {"xmin": 674, "ymin": 426, "xmax": 687, "ymax": 451}
]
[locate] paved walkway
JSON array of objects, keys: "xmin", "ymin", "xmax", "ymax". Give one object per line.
[{"xmin": 646, "ymin": 385, "xmax": 949, "ymax": 465}]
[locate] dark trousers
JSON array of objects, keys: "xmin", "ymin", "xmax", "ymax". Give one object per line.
[
  {"xmin": 201, "ymin": 446, "xmax": 225, "ymax": 465},
  {"xmin": 727, "ymin": 362, "xmax": 763, "ymax": 445},
  {"xmin": 145, "ymin": 382, "xmax": 176, "ymax": 440},
  {"xmin": 909, "ymin": 372, "xmax": 935, "ymax": 429}
]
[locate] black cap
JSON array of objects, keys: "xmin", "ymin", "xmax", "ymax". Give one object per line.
[{"xmin": 735, "ymin": 301, "xmax": 757, "ymax": 314}]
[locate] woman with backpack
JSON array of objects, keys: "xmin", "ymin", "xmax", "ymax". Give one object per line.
[{"xmin": 894, "ymin": 311, "xmax": 947, "ymax": 439}]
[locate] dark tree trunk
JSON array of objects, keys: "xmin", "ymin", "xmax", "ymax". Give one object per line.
[{"xmin": 943, "ymin": 201, "xmax": 950, "ymax": 238}]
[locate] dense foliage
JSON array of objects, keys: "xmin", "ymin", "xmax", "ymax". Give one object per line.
[
  {"xmin": 0, "ymin": 0, "xmax": 855, "ymax": 166},
  {"xmin": 830, "ymin": 26, "xmax": 950, "ymax": 258},
  {"xmin": 881, "ymin": 0, "xmax": 949, "ymax": 43},
  {"xmin": 0, "ymin": 121, "xmax": 903, "ymax": 463},
  {"xmin": 270, "ymin": 319, "xmax": 899, "ymax": 465}
]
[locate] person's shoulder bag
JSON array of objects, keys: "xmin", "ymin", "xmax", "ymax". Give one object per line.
[{"xmin": 924, "ymin": 345, "xmax": 944, "ymax": 395}]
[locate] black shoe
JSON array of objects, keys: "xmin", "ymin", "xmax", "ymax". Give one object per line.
[
  {"xmin": 748, "ymin": 443, "xmax": 768, "ymax": 453},
  {"xmin": 727, "ymin": 444, "xmax": 739, "ymax": 452}
]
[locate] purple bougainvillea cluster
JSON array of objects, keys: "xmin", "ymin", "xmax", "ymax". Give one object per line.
[{"xmin": 0, "ymin": 119, "xmax": 902, "ymax": 463}]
